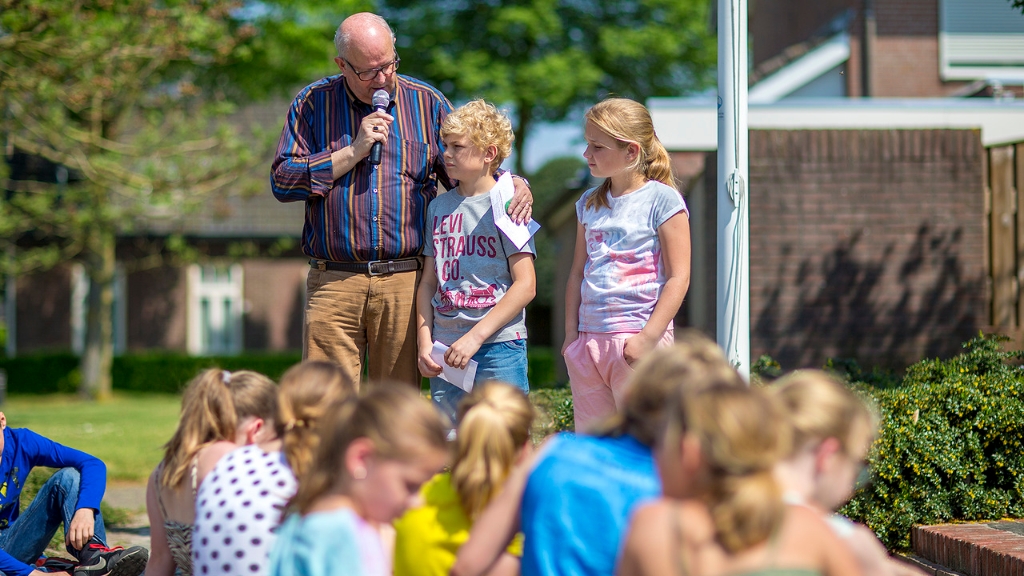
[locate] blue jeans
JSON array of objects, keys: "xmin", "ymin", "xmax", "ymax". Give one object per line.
[
  {"xmin": 430, "ymin": 339, "xmax": 530, "ymax": 427},
  {"xmin": 0, "ymin": 468, "xmax": 107, "ymax": 563}
]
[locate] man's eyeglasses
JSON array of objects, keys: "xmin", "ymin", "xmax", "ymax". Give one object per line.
[{"xmin": 345, "ymin": 56, "xmax": 401, "ymax": 81}]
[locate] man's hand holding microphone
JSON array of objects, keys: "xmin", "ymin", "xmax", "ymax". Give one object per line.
[{"xmin": 357, "ymin": 89, "xmax": 391, "ymax": 165}]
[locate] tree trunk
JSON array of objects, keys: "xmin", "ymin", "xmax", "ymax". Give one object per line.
[
  {"xmin": 80, "ymin": 229, "xmax": 115, "ymax": 401},
  {"xmin": 514, "ymin": 101, "xmax": 533, "ymax": 177}
]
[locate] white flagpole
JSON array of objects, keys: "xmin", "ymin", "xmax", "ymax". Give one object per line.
[{"xmin": 717, "ymin": 0, "xmax": 750, "ymax": 379}]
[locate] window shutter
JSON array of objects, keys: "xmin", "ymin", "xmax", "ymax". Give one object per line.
[{"xmin": 940, "ymin": 0, "xmax": 1024, "ymax": 80}]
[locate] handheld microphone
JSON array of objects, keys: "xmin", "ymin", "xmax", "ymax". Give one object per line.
[{"xmin": 369, "ymin": 89, "xmax": 389, "ymax": 166}]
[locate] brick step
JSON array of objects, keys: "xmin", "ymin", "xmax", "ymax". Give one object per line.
[{"xmin": 913, "ymin": 521, "xmax": 1024, "ymax": 576}]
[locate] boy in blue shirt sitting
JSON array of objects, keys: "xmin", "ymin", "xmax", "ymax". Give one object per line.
[{"xmin": 0, "ymin": 412, "xmax": 147, "ymax": 576}]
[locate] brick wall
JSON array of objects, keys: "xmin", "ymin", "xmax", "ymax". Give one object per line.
[
  {"xmin": 242, "ymin": 259, "xmax": 306, "ymax": 351},
  {"xmin": 749, "ymin": 128, "xmax": 986, "ymax": 370},
  {"xmin": 871, "ymin": 0, "xmax": 968, "ymax": 97},
  {"xmin": 15, "ymin": 265, "xmax": 72, "ymax": 352},
  {"xmin": 127, "ymin": 266, "xmax": 187, "ymax": 351}
]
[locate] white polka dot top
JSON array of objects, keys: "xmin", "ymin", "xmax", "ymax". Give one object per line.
[{"xmin": 192, "ymin": 445, "xmax": 297, "ymax": 576}]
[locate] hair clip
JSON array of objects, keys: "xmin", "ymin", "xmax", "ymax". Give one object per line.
[
  {"xmin": 284, "ymin": 419, "xmax": 307, "ymax": 431},
  {"xmin": 222, "ymin": 370, "xmax": 232, "ymax": 384}
]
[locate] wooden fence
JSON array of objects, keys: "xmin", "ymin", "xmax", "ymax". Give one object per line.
[{"xmin": 987, "ymin": 142, "xmax": 1024, "ymax": 330}]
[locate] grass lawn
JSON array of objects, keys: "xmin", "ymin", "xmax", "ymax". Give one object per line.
[
  {"xmin": 1, "ymin": 387, "xmax": 573, "ymax": 485},
  {"xmin": 4, "ymin": 392, "xmax": 182, "ymax": 483}
]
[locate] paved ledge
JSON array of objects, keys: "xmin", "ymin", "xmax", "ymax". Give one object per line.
[
  {"xmin": 913, "ymin": 522, "xmax": 1024, "ymax": 576},
  {"xmin": 899, "ymin": 554, "xmax": 968, "ymax": 576}
]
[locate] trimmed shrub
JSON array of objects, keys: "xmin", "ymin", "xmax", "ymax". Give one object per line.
[
  {"xmin": 0, "ymin": 352, "xmax": 302, "ymax": 395},
  {"xmin": 527, "ymin": 346, "xmax": 558, "ymax": 388},
  {"xmin": 1, "ymin": 347, "xmax": 561, "ymax": 394},
  {"xmin": 841, "ymin": 335, "xmax": 1024, "ymax": 550},
  {"xmin": 111, "ymin": 353, "xmax": 302, "ymax": 394},
  {"xmin": 0, "ymin": 354, "xmax": 82, "ymax": 394}
]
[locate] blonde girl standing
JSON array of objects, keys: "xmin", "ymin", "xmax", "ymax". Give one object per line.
[
  {"xmin": 269, "ymin": 387, "xmax": 449, "ymax": 576},
  {"xmin": 563, "ymin": 97, "xmax": 691, "ymax": 431},
  {"xmin": 393, "ymin": 383, "xmax": 535, "ymax": 576}
]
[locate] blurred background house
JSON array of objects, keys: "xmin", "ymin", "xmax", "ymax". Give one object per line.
[
  {"xmin": 4, "ymin": 0, "xmax": 1024, "ymax": 380},
  {"xmin": 3, "ymin": 102, "xmax": 309, "ymax": 358},
  {"xmin": 545, "ymin": 0, "xmax": 1024, "ymax": 377}
]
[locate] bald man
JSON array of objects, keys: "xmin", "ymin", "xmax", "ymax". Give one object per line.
[{"xmin": 271, "ymin": 13, "xmax": 532, "ymax": 387}]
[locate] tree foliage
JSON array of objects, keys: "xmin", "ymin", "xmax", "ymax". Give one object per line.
[
  {"xmin": 381, "ymin": 0, "xmax": 716, "ymax": 173},
  {"xmin": 209, "ymin": 0, "xmax": 371, "ymax": 101},
  {"xmin": 1012, "ymin": 0, "xmax": 1024, "ymax": 14},
  {"xmin": 0, "ymin": 0, "xmax": 262, "ymax": 397}
]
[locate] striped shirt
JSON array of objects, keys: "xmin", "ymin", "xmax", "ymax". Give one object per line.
[{"xmin": 271, "ymin": 74, "xmax": 454, "ymax": 262}]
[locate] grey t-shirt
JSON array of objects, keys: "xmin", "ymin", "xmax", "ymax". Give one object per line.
[{"xmin": 423, "ymin": 189, "xmax": 536, "ymax": 345}]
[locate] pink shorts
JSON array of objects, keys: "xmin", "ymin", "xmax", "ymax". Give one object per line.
[{"xmin": 562, "ymin": 330, "xmax": 674, "ymax": 433}]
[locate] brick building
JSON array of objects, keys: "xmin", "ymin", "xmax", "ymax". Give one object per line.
[
  {"xmin": 4, "ymin": 191, "xmax": 309, "ymax": 357},
  {"xmin": 3, "ymin": 102, "xmax": 311, "ymax": 357},
  {"xmin": 548, "ymin": 114, "xmax": 1020, "ymax": 373},
  {"xmin": 749, "ymin": 0, "xmax": 1024, "ymax": 99},
  {"xmin": 653, "ymin": 0, "xmax": 1024, "ymax": 370}
]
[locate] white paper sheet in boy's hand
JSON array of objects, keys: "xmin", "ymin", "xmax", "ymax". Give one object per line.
[
  {"xmin": 491, "ymin": 172, "xmax": 541, "ymax": 250},
  {"xmin": 430, "ymin": 341, "xmax": 478, "ymax": 392}
]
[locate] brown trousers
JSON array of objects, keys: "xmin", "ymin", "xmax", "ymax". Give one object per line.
[{"xmin": 303, "ymin": 267, "xmax": 420, "ymax": 388}]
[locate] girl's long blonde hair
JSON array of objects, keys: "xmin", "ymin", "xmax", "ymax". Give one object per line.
[
  {"xmin": 275, "ymin": 361, "xmax": 357, "ymax": 478},
  {"xmin": 583, "ymin": 97, "xmax": 676, "ymax": 211},
  {"xmin": 160, "ymin": 369, "xmax": 277, "ymax": 488},
  {"xmin": 666, "ymin": 385, "xmax": 792, "ymax": 553},
  {"xmin": 288, "ymin": 385, "xmax": 449, "ymax": 515},
  {"xmin": 451, "ymin": 383, "xmax": 535, "ymax": 520},
  {"xmin": 770, "ymin": 370, "xmax": 878, "ymax": 456}
]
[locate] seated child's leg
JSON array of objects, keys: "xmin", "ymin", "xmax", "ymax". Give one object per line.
[
  {"xmin": 472, "ymin": 340, "xmax": 529, "ymax": 393},
  {"xmin": 0, "ymin": 468, "xmax": 105, "ymax": 563},
  {"xmin": 430, "ymin": 377, "xmax": 466, "ymax": 431},
  {"xmin": 563, "ymin": 333, "xmax": 617, "ymax": 432}
]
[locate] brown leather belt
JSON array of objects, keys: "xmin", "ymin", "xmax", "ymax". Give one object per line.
[{"xmin": 309, "ymin": 257, "xmax": 421, "ymax": 276}]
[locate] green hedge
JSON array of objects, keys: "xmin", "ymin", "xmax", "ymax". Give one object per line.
[
  {"xmin": 0, "ymin": 347, "xmax": 562, "ymax": 395},
  {"xmin": 0, "ymin": 353, "xmax": 302, "ymax": 395},
  {"xmin": 837, "ymin": 335, "xmax": 1024, "ymax": 550},
  {"xmin": 0, "ymin": 353, "xmax": 81, "ymax": 394}
]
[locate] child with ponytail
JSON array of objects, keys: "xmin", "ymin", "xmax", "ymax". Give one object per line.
[
  {"xmin": 393, "ymin": 382, "xmax": 535, "ymax": 576},
  {"xmin": 771, "ymin": 371, "xmax": 922, "ymax": 576},
  {"xmin": 269, "ymin": 387, "xmax": 449, "ymax": 576},
  {"xmin": 454, "ymin": 331, "xmax": 741, "ymax": 576},
  {"xmin": 192, "ymin": 361, "xmax": 356, "ymax": 576},
  {"xmin": 563, "ymin": 97, "xmax": 691, "ymax": 431},
  {"xmin": 617, "ymin": 384, "xmax": 861, "ymax": 576},
  {"xmin": 146, "ymin": 369, "xmax": 278, "ymax": 576}
]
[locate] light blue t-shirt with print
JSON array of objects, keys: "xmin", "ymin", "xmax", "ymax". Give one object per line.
[
  {"xmin": 520, "ymin": 433, "xmax": 661, "ymax": 576},
  {"xmin": 269, "ymin": 508, "xmax": 389, "ymax": 576}
]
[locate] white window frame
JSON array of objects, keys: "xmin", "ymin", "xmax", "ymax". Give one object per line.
[
  {"xmin": 187, "ymin": 263, "xmax": 244, "ymax": 356},
  {"xmin": 939, "ymin": 0, "xmax": 1024, "ymax": 81},
  {"xmin": 71, "ymin": 263, "xmax": 127, "ymax": 356}
]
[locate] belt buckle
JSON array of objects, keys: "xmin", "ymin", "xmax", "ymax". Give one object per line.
[
  {"xmin": 367, "ymin": 259, "xmax": 390, "ymax": 276},
  {"xmin": 312, "ymin": 259, "xmax": 326, "ymax": 271}
]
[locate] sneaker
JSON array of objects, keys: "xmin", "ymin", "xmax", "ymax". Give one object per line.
[{"xmin": 73, "ymin": 544, "xmax": 148, "ymax": 576}]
